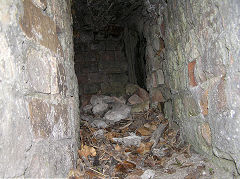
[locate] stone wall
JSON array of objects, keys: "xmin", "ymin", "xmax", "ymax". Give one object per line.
[
  {"xmin": 128, "ymin": 0, "xmax": 240, "ymax": 174},
  {"xmin": 164, "ymin": 0, "xmax": 240, "ymax": 174},
  {"xmin": 0, "ymin": 0, "xmax": 79, "ymax": 177},
  {"xmin": 74, "ymin": 29, "xmax": 128, "ymax": 99},
  {"xmin": 127, "ymin": 0, "xmax": 169, "ymax": 109}
]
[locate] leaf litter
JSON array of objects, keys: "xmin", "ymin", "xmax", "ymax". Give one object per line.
[{"xmin": 68, "ymin": 93, "xmax": 228, "ymax": 179}]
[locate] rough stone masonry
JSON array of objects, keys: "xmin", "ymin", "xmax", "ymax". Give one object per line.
[
  {"xmin": 0, "ymin": 0, "xmax": 79, "ymax": 177},
  {"xmin": 1, "ymin": 0, "xmax": 240, "ymax": 177},
  {"xmin": 126, "ymin": 0, "xmax": 240, "ymax": 175}
]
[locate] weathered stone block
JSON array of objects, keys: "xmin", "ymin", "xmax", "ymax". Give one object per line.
[
  {"xmin": 20, "ymin": 0, "xmax": 62, "ymax": 55},
  {"xmin": 48, "ymin": 141, "xmax": 76, "ymax": 177},
  {"xmin": 27, "ymin": 49, "xmax": 51, "ymax": 93},
  {"xmin": 200, "ymin": 123, "xmax": 211, "ymax": 146},
  {"xmin": 24, "ymin": 142, "xmax": 50, "ymax": 177},
  {"xmin": 32, "ymin": 0, "xmax": 47, "ymax": 10},
  {"xmin": 25, "ymin": 140, "xmax": 75, "ymax": 178},
  {"xmin": 153, "ymin": 38, "xmax": 160, "ymax": 51},
  {"xmin": 200, "ymin": 89, "xmax": 208, "ymax": 116},
  {"xmin": 151, "ymin": 88, "xmax": 165, "ymax": 103},
  {"xmin": 217, "ymin": 76, "xmax": 227, "ymax": 111},
  {"xmin": 57, "ymin": 63, "xmax": 67, "ymax": 96},
  {"xmin": 28, "ymin": 98, "xmax": 71, "ymax": 140},
  {"xmin": 151, "ymin": 57, "xmax": 162, "ymax": 71},
  {"xmin": 183, "ymin": 95, "xmax": 200, "ymax": 117},
  {"xmin": 28, "ymin": 99, "xmax": 52, "ymax": 139},
  {"xmin": 156, "ymin": 69, "xmax": 165, "ymax": 85},
  {"xmin": 146, "ymin": 45, "xmax": 155, "ymax": 59}
]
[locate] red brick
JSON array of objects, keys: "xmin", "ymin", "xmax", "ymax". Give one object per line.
[
  {"xmin": 188, "ymin": 60, "xmax": 197, "ymax": 87},
  {"xmin": 88, "ymin": 73, "xmax": 107, "ymax": 83},
  {"xmin": 151, "ymin": 72, "xmax": 158, "ymax": 88},
  {"xmin": 77, "ymin": 74, "xmax": 88, "ymax": 84},
  {"xmin": 74, "ymin": 52, "xmax": 87, "ymax": 62},
  {"xmin": 115, "ymin": 51, "xmax": 126, "ymax": 61},
  {"xmin": 100, "ymin": 51, "xmax": 115, "ymax": 61},
  {"xmin": 160, "ymin": 22, "xmax": 165, "ymax": 36}
]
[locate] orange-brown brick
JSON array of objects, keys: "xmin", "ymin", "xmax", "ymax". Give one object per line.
[{"xmin": 188, "ymin": 60, "xmax": 197, "ymax": 87}]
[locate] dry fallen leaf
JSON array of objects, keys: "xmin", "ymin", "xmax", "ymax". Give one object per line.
[
  {"xmin": 68, "ymin": 169, "xmax": 85, "ymax": 179},
  {"xmin": 115, "ymin": 161, "xmax": 136, "ymax": 173},
  {"xmin": 115, "ymin": 144, "xmax": 122, "ymax": 152},
  {"xmin": 78, "ymin": 145, "xmax": 96, "ymax": 158},
  {"xmin": 105, "ymin": 131, "xmax": 120, "ymax": 141},
  {"xmin": 136, "ymin": 127, "xmax": 152, "ymax": 136},
  {"xmin": 85, "ymin": 168, "xmax": 106, "ymax": 179},
  {"xmin": 136, "ymin": 142, "xmax": 153, "ymax": 155}
]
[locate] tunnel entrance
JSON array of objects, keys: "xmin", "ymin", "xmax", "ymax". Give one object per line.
[
  {"xmin": 2, "ymin": 0, "xmax": 240, "ymax": 178},
  {"xmin": 72, "ymin": 0, "xmax": 147, "ymax": 102},
  {"xmin": 69, "ymin": 0, "xmax": 233, "ymax": 178}
]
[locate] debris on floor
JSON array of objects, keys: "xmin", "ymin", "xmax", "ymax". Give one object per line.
[{"xmin": 68, "ymin": 85, "xmax": 231, "ymax": 179}]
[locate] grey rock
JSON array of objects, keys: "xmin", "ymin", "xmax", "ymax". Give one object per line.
[
  {"xmin": 113, "ymin": 134, "xmax": 141, "ymax": 147},
  {"xmin": 104, "ymin": 103, "xmax": 131, "ymax": 122},
  {"xmin": 152, "ymin": 38, "xmax": 160, "ymax": 51},
  {"xmin": 82, "ymin": 104, "xmax": 93, "ymax": 114},
  {"xmin": 141, "ymin": 169, "xmax": 155, "ymax": 179},
  {"xmin": 152, "ymin": 146, "xmax": 168, "ymax": 158},
  {"xmin": 112, "ymin": 96, "xmax": 127, "ymax": 104},
  {"xmin": 81, "ymin": 115, "xmax": 94, "ymax": 122},
  {"xmin": 128, "ymin": 94, "xmax": 144, "ymax": 105},
  {"xmin": 91, "ymin": 119, "xmax": 108, "ymax": 129},
  {"xmin": 90, "ymin": 95, "xmax": 115, "ymax": 106},
  {"xmin": 93, "ymin": 129, "xmax": 105, "ymax": 138},
  {"xmin": 92, "ymin": 102, "xmax": 108, "ymax": 115},
  {"xmin": 156, "ymin": 69, "xmax": 164, "ymax": 85},
  {"xmin": 126, "ymin": 83, "xmax": 139, "ymax": 95}
]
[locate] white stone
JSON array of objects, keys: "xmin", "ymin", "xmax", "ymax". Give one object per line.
[
  {"xmin": 141, "ymin": 169, "xmax": 155, "ymax": 179},
  {"xmin": 104, "ymin": 103, "xmax": 131, "ymax": 122},
  {"xmin": 152, "ymin": 38, "xmax": 160, "ymax": 51},
  {"xmin": 91, "ymin": 120, "xmax": 108, "ymax": 129},
  {"xmin": 113, "ymin": 134, "xmax": 141, "ymax": 147},
  {"xmin": 92, "ymin": 102, "xmax": 108, "ymax": 115},
  {"xmin": 156, "ymin": 69, "xmax": 165, "ymax": 84}
]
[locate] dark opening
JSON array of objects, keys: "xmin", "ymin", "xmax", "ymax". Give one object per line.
[{"xmin": 71, "ymin": 0, "xmax": 147, "ymax": 101}]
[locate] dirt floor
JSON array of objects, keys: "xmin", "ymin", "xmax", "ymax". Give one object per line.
[{"xmin": 68, "ymin": 92, "xmax": 235, "ymax": 179}]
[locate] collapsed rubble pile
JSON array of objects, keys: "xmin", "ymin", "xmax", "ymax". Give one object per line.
[{"xmin": 69, "ymin": 84, "xmax": 219, "ymax": 179}]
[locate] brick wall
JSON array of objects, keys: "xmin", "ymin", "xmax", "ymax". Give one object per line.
[{"xmin": 74, "ymin": 30, "xmax": 129, "ymax": 100}]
